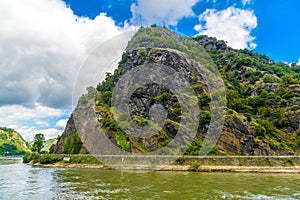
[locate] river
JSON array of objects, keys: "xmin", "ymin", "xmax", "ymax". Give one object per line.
[{"xmin": 0, "ymin": 157, "xmax": 299, "ymax": 200}]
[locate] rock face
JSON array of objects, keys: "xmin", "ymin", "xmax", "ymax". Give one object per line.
[
  {"xmin": 53, "ymin": 114, "xmax": 87, "ymax": 154},
  {"xmin": 218, "ymin": 113, "xmax": 274, "ymax": 155},
  {"xmin": 54, "ymin": 27, "xmax": 300, "ymax": 156}
]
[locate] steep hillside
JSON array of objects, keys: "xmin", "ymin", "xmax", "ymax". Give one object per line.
[
  {"xmin": 29, "ymin": 138, "xmax": 57, "ymax": 153},
  {"xmin": 54, "ymin": 27, "xmax": 300, "ymax": 156},
  {"xmin": 0, "ymin": 127, "xmax": 29, "ymax": 155}
]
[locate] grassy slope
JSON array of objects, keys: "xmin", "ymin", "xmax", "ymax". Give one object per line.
[{"xmin": 0, "ymin": 127, "xmax": 30, "ymax": 155}]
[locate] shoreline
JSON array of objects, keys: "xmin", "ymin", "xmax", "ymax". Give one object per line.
[{"xmin": 31, "ymin": 163, "xmax": 300, "ymax": 173}]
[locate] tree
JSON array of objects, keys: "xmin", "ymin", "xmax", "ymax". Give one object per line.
[
  {"xmin": 63, "ymin": 136, "xmax": 72, "ymax": 154},
  {"xmin": 31, "ymin": 133, "xmax": 45, "ymax": 154},
  {"xmin": 63, "ymin": 132, "xmax": 83, "ymax": 154},
  {"xmin": 72, "ymin": 132, "xmax": 83, "ymax": 154}
]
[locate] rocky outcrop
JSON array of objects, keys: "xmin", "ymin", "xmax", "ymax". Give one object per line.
[
  {"xmin": 53, "ymin": 114, "xmax": 87, "ymax": 154},
  {"xmin": 217, "ymin": 113, "xmax": 274, "ymax": 156},
  {"xmin": 54, "ymin": 27, "xmax": 300, "ymax": 156}
]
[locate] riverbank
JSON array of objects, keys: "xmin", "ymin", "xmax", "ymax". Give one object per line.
[
  {"xmin": 28, "ymin": 155, "xmax": 300, "ymax": 173},
  {"xmin": 31, "ymin": 162, "xmax": 300, "ymax": 173}
]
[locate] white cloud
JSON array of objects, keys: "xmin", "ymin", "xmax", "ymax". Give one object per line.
[
  {"xmin": 242, "ymin": 0, "xmax": 251, "ymax": 5},
  {"xmin": 55, "ymin": 118, "xmax": 68, "ymax": 129},
  {"xmin": 0, "ymin": 0, "xmax": 136, "ymax": 140},
  {"xmin": 0, "ymin": 104, "xmax": 70, "ymax": 140},
  {"xmin": 0, "ymin": 0, "xmax": 134, "ymax": 109},
  {"xmin": 131, "ymin": 0, "xmax": 199, "ymax": 26},
  {"xmin": 35, "ymin": 121, "xmax": 49, "ymax": 127},
  {"xmin": 194, "ymin": 6, "xmax": 258, "ymax": 49},
  {"xmin": 297, "ymin": 59, "xmax": 300, "ymax": 65}
]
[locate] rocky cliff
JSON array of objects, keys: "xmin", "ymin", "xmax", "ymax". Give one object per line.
[{"xmin": 54, "ymin": 27, "xmax": 300, "ymax": 156}]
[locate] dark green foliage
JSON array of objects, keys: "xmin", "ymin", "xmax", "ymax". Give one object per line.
[
  {"xmin": 199, "ymin": 111, "xmax": 211, "ymax": 127},
  {"xmin": 31, "ymin": 133, "xmax": 45, "ymax": 154},
  {"xmin": 63, "ymin": 132, "xmax": 83, "ymax": 154},
  {"xmin": 22, "ymin": 152, "xmax": 33, "ymax": 163},
  {"xmin": 23, "ymin": 152, "xmax": 40, "ymax": 163},
  {"xmin": 72, "ymin": 132, "xmax": 83, "ymax": 154},
  {"xmin": 101, "ymin": 91, "xmax": 112, "ymax": 105},
  {"xmin": 23, "ymin": 152, "xmax": 63, "ymax": 164},
  {"xmin": 138, "ymin": 49, "xmax": 146, "ymax": 56},
  {"xmin": 22, "ymin": 152, "xmax": 99, "ymax": 165},
  {"xmin": 63, "ymin": 136, "xmax": 72, "ymax": 154},
  {"xmin": 184, "ymin": 138, "xmax": 202, "ymax": 155},
  {"xmin": 39, "ymin": 154, "xmax": 64, "ymax": 164},
  {"xmin": 171, "ymin": 108, "xmax": 181, "ymax": 121},
  {"xmin": 208, "ymin": 146, "xmax": 219, "ymax": 155},
  {"xmin": 49, "ymin": 144, "xmax": 55, "ymax": 154},
  {"xmin": 198, "ymin": 93, "xmax": 211, "ymax": 107},
  {"xmin": 66, "ymin": 156, "xmax": 101, "ymax": 164},
  {"xmin": 0, "ymin": 143, "xmax": 25, "ymax": 155},
  {"xmin": 158, "ymin": 92, "xmax": 172, "ymax": 101}
]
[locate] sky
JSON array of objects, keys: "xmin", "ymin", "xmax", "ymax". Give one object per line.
[{"xmin": 0, "ymin": 0, "xmax": 299, "ymax": 141}]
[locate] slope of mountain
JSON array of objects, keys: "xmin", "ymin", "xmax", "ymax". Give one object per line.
[
  {"xmin": 28, "ymin": 138, "xmax": 57, "ymax": 153},
  {"xmin": 54, "ymin": 27, "xmax": 300, "ymax": 156},
  {"xmin": 0, "ymin": 127, "xmax": 30, "ymax": 155}
]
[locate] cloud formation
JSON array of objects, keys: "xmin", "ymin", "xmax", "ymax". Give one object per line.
[
  {"xmin": 194, "ymin": 6, "xmax": 257, "ymax": 49},
  {"xmin": 55, "ymin": 118, "xmax": 69, "ymax": 130},
  {"xmin": 0, "ymin": 103, "xmax": 69, "ymax": 140},
  {"xmin": 131, "ymin": 0, "xmax": 199, "ymax": 26},
  {"xmin": 0, "ymin": 0, "xmax": 132, "ymax": 109},
  {"xmin": 242, "ymin": 0, "xmax": 251, "ymax": 5},
  {"xmin": 0, "ymin": 0, "xmax": 135, "ymax": 140}
]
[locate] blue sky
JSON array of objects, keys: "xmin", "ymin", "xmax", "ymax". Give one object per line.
[
  {"xmin": 63, "ymin": 0, "xmax": 300, "ymax": 63},
  {"xmin": 0, "ymin": 0, "xmax": 299, "ymax": 141}
]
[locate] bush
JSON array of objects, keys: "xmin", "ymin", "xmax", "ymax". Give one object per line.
[
  {"xmin": 198, "ymin": 93, "xmax": 211, "ymax": 107},
  {"xmin": 23, "ymin": 152, "xmax": 33, "ymax": 163},
  {"xmin": 67, "ymin": 156, "xmax": 101, "ymax": 164},
  {"xmin": 175, "ymin": 157, "xmax": 185, "ymax": 165},
  {"xmin": 269, "ymin": 141, "xmax": 277, "ymax": 150},
  {"xmin": 63, "ymin": 132, "xmax": 83, "ymax": 154},
  {"xmin": 39, "ymin": 154, "xmax": 63, "ymax": 164},
  {"xmin": 138, "ymin": 49, "xmax": 146, "ymax": 56},
  {"xmin": 22, "ymin": 152, "xmax": 40, "ymax": 163},
  {"xmin": 189, "ymin": 162, "xmax": 201, "ymax": 171}
]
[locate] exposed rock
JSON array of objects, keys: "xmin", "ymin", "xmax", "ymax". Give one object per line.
[
  {"xmin": 217, "ymin": 113, "xmax": 274, "ymax": 156},
  {"xmin": 53, "ymin": 114, "xmax": 87, "ymax": 154},
  {"xmin": 54, "ymin": 27, "xmax": 299, "ymax": 156}
]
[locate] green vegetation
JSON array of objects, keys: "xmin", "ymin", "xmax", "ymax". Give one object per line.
[
  {"xmin": 63, "ymin": 131, "xmax": 83, "ymax": 154},
  {"xmin": 189, "ymin": 162, "xmax": 201, "ymax": 171},
  {"xmin": 28, "ymin": 137, "xmax": 57, "ymax": 154},
  {"xmin": 64, "ymin": 156, "xmax": 101, "ymax": 164},
  {"xmin": 22, "ymin": 152, "xmax": 100, "ymax": 165},
  {"xmin": 31, "ymin": 133, "xmax": 45, "ymax": 153},
  {"xmin": 23, "ymin": 152, "xmax": 63, "ymax": 164},
  {"xmin": 23, "ymin": 152, "xmax": 40, "ymax": 163},
  {"xmin": 0, "ymin": 127, "xmax": 29, "ymax": 155},
  {"xmin": 195, "ymin": 33, "xmax": 300, "ymax": 154},
  {"xmin": 57, "ymin": 26, "xmax": 300, "ymax": 156}
]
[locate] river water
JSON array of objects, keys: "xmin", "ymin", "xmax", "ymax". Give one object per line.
[{"xmin": 0, "ymin": 158, "xmax": 299, "ymax": 200}]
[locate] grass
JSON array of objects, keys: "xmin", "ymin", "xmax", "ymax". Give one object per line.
[{"xmin": 22, "ymin": 153, "xmax": 101, "ymax": 165}]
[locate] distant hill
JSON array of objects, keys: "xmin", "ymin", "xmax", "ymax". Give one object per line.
[
  {"xmin": 54, "ymin": 27, "xmax": 300, "ymax": 156},
  {"xmin": 28, "ymin": 138, "xmax": 57, "ymax": 153},
  {"xmin": 0, "ymin": 127, "xmax": 30, "ymax": 155}
]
